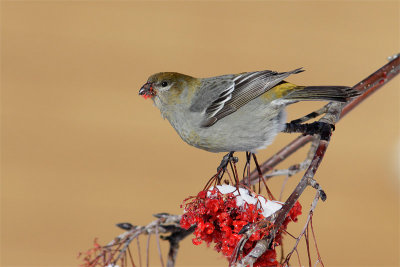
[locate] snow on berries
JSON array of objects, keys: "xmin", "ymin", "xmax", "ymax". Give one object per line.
[{"xmin": 180, "ymin": 185, "xmax": 302, "ymax": 266}]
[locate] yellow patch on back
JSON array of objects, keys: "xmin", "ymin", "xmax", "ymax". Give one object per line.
[{"xmin": 260, "ymin": 82, "xmax": 303, "ymax": 102}]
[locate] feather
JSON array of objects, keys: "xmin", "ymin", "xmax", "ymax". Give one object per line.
[
  {"xmin": 199, "ymin": 68, "xmax": 304, "ymax": 127},
  {"xmin": 284, "ymin": 86, "xmax": 360, "ymax": 102}
]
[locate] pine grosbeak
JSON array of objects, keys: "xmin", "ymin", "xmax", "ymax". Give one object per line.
[{"xmin": 139, "ymin": 68, "xmax": 358, "ymax": 153}]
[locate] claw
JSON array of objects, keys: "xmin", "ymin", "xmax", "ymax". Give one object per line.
[{"xmin": 217, "ymin": 152, "xmax": 237, "ymax": 172}]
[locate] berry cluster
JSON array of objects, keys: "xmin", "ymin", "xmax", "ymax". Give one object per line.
[{"xmin": 180, "ymin": 186, "xmax": 302, "ymax": 266}]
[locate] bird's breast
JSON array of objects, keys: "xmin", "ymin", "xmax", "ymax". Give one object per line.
[{"xmin": 164, "ymin": 98, "xmax": 287, "ymax": 153}]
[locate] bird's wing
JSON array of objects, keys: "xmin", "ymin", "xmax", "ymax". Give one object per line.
[
  {"xmin": 189, "ymin": 75, "xmax": 236, "ymax": 114},
  {"xmin": 190, "ymin": 68, "xmax": 304, "ymax": 127}
]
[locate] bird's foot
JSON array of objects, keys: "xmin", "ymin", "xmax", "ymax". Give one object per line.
[
  {"xmin": 284, "ymin": 121, "xmax": 335, "ymax": 141},
  {"xmin": 217, "ymin": 151, "xmax": 238, "ymax": 174}
]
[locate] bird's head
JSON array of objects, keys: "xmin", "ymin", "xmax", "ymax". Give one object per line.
[{"xmin": 139, "ymin": 72, "xmax": 197, "ymax": 103}]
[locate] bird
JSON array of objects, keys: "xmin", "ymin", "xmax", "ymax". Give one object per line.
[{"xmin": 139, "ymin": 68, "xmax": 358, "ymax": 156}]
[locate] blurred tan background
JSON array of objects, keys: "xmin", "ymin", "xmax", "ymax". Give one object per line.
[{"xmin": 1, "ymin": 1, "xmax": 399, "ymax": 267}]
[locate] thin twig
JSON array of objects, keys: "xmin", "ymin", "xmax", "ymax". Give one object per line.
[
  {"xmin": 305, "ymin": 225, "xmax": 311, "ymax": 267},
  {"xmin": 114, "ymin": 234, "xmax": 138, "ymax": 263},
  {"xmin": 310, "ymin": 216, "xmax": 324, "ymax": 267},
  {"xmin": 146, "ymin": 233, "xmax": 150, "ymax": 267},
  {"xmin": 283, "ymin": 192, "xmax": 321, "ymax": 266},
  {"xmin": 137, "ymin": 238, "xmax": 142, "ymax": 267},
  {"xmin": 155, "ymin": 224, "xmax": 165, "ymax": 267},
  {"xmin": 295, "ymin": 248, "xmax": 301, "ymax": 267},
  {"xmin": 127, "ymin": 246, "xmax": 136, "ymax": 267},
  {"xmin": 279, "ymin": 175, "xmax": 290, "ymax": 201},
  {"xmin": 245, "ymin": 135, "xmax": 314, "ymax": 184}
]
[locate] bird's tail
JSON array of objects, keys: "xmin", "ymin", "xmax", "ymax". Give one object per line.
[{"xmin": 284, "ymin": 86, "xmax": 360, "ymax": 102}]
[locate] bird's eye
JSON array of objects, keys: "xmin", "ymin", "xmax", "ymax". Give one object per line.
[{"xmin": 161, "ymin": 81, "xmax": 168, "ymax": 87}]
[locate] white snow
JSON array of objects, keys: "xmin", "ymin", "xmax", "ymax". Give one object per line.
[{"xmin": 208, "ymin": 185, "xmax": 282, "ymax": 218}]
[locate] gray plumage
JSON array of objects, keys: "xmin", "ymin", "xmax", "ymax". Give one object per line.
[
  {"xmin": 190, "ymin": 68, "xmax": 304, "ymax": 127},
  {"xmin": 140, "ymin": 68, "xmax": 358, "ymax": 153}
]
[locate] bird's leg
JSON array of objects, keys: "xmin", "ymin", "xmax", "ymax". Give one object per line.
[
  {"xmin": 217, "ymin": 151, "xmax": 237, "ymax": 179},
  {"xmin": 243, "ymin": 152, "xmax": 252, "ymax": 187},
  {"xmin": 283, "ymin": 121, "xmax": 335, "ymax": 141},
  {"xmin": 289, "ymin": 106, "xmax": 328, "ymax": 124},
  {"xmin": 217, "ymin": 151, "xmax": 236, "ymax": 172}
]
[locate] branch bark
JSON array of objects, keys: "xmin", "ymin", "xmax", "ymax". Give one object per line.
[
  {"xmin": 245, "ymin": 53, "xmax": 400, "ymax": 184},
  {"xmin": 82, "ymin": 54, "xmax": 399, "ymax": 267},
  {"xmin": 232, "ymin": 53, "xmax": 400, "ymax": 266}
]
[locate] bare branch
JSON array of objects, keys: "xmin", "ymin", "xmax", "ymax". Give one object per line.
[
  {"xmin": 81, "ymin": 53, "xmax": 399, "ymax": 267},
  {"xmin": 232, "ymin": 53, "xmax": 400, "ymax": 266},
  {"xmin": 283, "ymin": 192, "xmax": 321, "ymax": 266},
  {"xmin": 234, "ymin": 138, "xmax": 330, "ymax": 267},
  {"xmin": 246, "ymin": 53, "xmax": 400, "ymax": 184},
  {"xmin": 80, "ymin": 214, "xmax": 192, "ymax": 267}
]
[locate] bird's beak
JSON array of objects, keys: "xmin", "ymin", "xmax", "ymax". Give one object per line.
[{"xmin": 139, "ymin": 82, "xmax": 155, "ymax": 99}]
